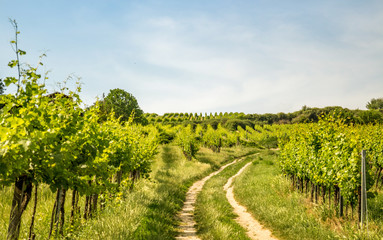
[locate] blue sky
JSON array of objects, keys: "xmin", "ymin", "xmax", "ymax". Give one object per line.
[{"xmin": 1, "ymin": 1, "xmax": 382, "ymax": 114}]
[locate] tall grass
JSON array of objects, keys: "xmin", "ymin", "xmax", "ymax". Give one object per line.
[
  {"xmin": 233, "ymin": 150, "xmax": 340, "ymax": 240},
  {"xmin": 0, "ymin": 145, "xmax": 254, "ymax": 239},
  {"xmin": 72, "ymin": 145, "xmax": 254, "ymax": 239},
  {"xmin": 235, "ymin": 150, "xmax": 383, "ymax": 239},
  {"xmin": 0, "ymin": 183, "xmax": 85, "ymax": 239}
]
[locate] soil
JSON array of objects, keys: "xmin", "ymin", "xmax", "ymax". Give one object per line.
[
  {"xmin": 224, "ymin": 162, "xmax": 278, "ymax": 240},
  {"xmin": 175, "ymin": 159, "xmax": 239, "ymax": 240},
  {"xmin": 176, "ymin": 156, "xmax": 278, "ymax": 240}
]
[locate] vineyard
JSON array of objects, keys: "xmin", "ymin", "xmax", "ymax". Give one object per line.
[
  {"xmin": 0, "ymin": 64, "xmax": 159, "ymax": 239},
  {"xmin": 279, "ymin": 113, "xmax": 383, "ymax": 218},
  {"xmin": 0, "ymin": 67, "xmax": 281, "ymax": 239},
  {"xmin": 2, "ymin": 24, "xmax": 383, "ymax": 240},
  {"xmin": 2, "ymin": 82, "xmax": 383, "ymax": 239}
]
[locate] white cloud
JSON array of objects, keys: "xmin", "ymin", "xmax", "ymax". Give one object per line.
[
  {"xmin": 3, "ymin": 1, "xmax": 382, "ymax": 114},
  {"xmin": 101, "ymin": 9, "xmax": 383, "ymax": 114}
]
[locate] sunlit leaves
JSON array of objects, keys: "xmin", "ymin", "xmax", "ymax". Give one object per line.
[
  {"xmin": 8, "ymin": 60, "xmax": 18, "ymax": 68},
  {"xmin": 175, "ymin": 125, "xmax": 199, "ymax": 160},
  {"xmin": 0, "ymin": 45, "xmax": 159, "ymax": 197},
  {"xmin": 279, "ymin": 112, "xmax": 382, "ymax": 204}
]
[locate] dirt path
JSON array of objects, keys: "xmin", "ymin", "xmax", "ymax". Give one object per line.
[
  {"xmin": 224, "ymin": 162, "xmax": 278, "ymax": 240},
  {"xmin": 175, "ymin": 159, "xmax": 240, "ymax": 240}
]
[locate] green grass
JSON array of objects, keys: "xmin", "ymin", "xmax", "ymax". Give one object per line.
[
  {"xmin": 0, "ymin": 145, "xmax": 255, "ymax": 239},
  {"xmin": 232, "ymin": 150, "xmax": 383, "ymax": 240},
  {"xmin": 71, "ymin": 145, "xmax": 255, "ymax": 239},
  {"xmin": 194, "ymin": 154, "xmax": 258, "ymax": 240},
  {"xmin": 0, "ymin": 183, "xmax": 85, "ymax": 239},
  {"xmin": 233, "ymin": 150, "xmax": 340, "ymax": 240},
  {"xmin": 8, "ymin": 146, "xmax": 382, "ymax": 239}
]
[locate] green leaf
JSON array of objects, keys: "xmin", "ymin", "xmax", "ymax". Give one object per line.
[
  {"xmin": 18, "ymin": 50, "xmax": 26, "ymax": 55},
  {"xmin": 3, "ymin": 77, "xmax": 17, "ymax": 86},
  {"xmin": 8, "ymin": 60, "xmax": 18, "ymax": 68},
  {"xmin": 0, "ymin": 102, "xmax": 15, "ymax": 115}
]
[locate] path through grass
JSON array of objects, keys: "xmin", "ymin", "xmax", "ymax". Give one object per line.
[
  {"xmin": 70, "ymin": 145, "xmax": 254, "ymax": 239},
  {"xmin": 234, "ymin": 150, "xmax": 339, "ymax": 240},
  {"xmin": 194, "ymin": 154, "xmax": 257, "ymax": 240}
]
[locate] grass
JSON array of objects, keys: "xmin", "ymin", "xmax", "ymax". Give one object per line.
[
  {"xmin": 194, "ymin": 154, "xmax": 258, "ymax": 240},
  {"xmin": 73, "ymin": 145, "xmax": 212, "ymax": 239},
  {"xmin": 72, "ymin": 145, "xmax": 255, "ymax": 239},
  {"xmin": 0, "ymin": 183, "xmax": 84, "ymax": 239},
  {"xmin": 6, "ymin": 145, "xmax": 381, "ymax": 239},
  {"xmin": 0, "ymin": 144, "xmax": 254, "ymax": 239},
  {"xmin": 232, "ymin": 150, "xmax": 383, "ymax": 240},
  {"xmin": 233, "ymin": 150, "xmax": 340, "ymax": 240}
]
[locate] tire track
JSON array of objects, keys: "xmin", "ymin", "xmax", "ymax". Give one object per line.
[
  {"xmin": 224, "ymin": 162, "xmax": 278, "ymax": 240},
  {"xmin": 175, "ymin": 159, "xmax": 240, "ymax": 240}
]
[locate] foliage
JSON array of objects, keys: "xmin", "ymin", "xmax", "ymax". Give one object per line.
[
  {"xmin": 366, "ymin": 98, "xmax": 383, "ymax": 110},
  {"xmin": 355, "ymin": 109, "xmax": 383, "ymax": 124},
  {"xmin": 234, "ymin": 151, "xmax": 340, "ymax": 240},
  {"xmin": 155, "ymin": 124, "xmax": 177, "ymax": 144},
  {"xmin": 99, "ymin": 88, "xmax": 146, "ymax": 124},
  {"xmin": 202, "ymin": 125, "xmax": 222, "ymax": 152},
  {"xmin": 148, "ymin": 104, "xmax": 383, "ymax": 126},
  {"xmin": 175, "ymin": 125, "xmax": 199, "ymax": 160},
  {"xmin": 222, "ymin": 118, "xmax": 253, "ymax": 131},
  {"xmin": 0, "ymin": 25, "xmax": 158, "ymax": 239},
  {"xmin": 278, "ymin": 112, "xmax": 382, "ymax": 206}
]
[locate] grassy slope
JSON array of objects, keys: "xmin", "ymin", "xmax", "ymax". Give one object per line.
[
  {"xmin": 0, "ymin": 182, "xmax": 80, "ymax": 239},
  {"xmin": 5, "ymin": 146, "xmax": 381, "ymax": 239},
  {"xmin": 70, "ymin": 145, "xmax": 254, "ymax": 239},
  {"xmin": 233, "ymin": 150, "xmax": 340, "ymax": 240},
  {"xmin": 0, "ymin": 145, "xmax": 253, "ymax": 239},
  {"xmin": 234, "ymin": 150, "xmax": 383, "ymax": 240}
]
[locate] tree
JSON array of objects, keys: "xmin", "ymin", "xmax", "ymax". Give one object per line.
[
  {"xmin": 357, "ymin": 109, "xmax": 383, "ymax": 124},
  {"xmin": 99, "ymin": 88, "xmax": 146, "ymax": 124},
  {"xmin": 366, "ymin": 98, "xmax": 383, "ymax": 110}
]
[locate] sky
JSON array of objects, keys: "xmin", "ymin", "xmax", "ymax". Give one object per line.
[{"xmin": 1, "ymin": 0, "xmax": 382, "ymax": 114}]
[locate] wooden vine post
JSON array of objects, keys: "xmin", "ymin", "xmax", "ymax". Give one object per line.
[
  {"xmin": 360, "ymin": 150, "xmax": 367, "ymax": 227},
  {"xmin": 339, "ymin": 191, "xmax": 343, "ymax": 217}
]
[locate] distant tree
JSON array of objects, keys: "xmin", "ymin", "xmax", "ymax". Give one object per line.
[
  {"xmin": 301, "ymin": 105, "xmax": 309, "ymax": 111},
  {"xmin": 356, "ymin": 110, "xmax": 383, "ymax": 124},
  {"xmin": 100, "ymin": 88, "xmax": 145, "ymax": 124},
  {"xmin": 277, "ymin": 112, "xmax": 288, "ymax": 123},
  {"xmin": 366, "ymin": 98, "xmax": 383, "ymax": 110}
]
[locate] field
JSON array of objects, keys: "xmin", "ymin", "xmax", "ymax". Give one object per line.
[
  {"xmin": 2, "ymin": 53, "xmax": 383, "ymax": 239},
  {"xmin": 2, "ymin": 141, "xmax": 383, "ymax": 239}
]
